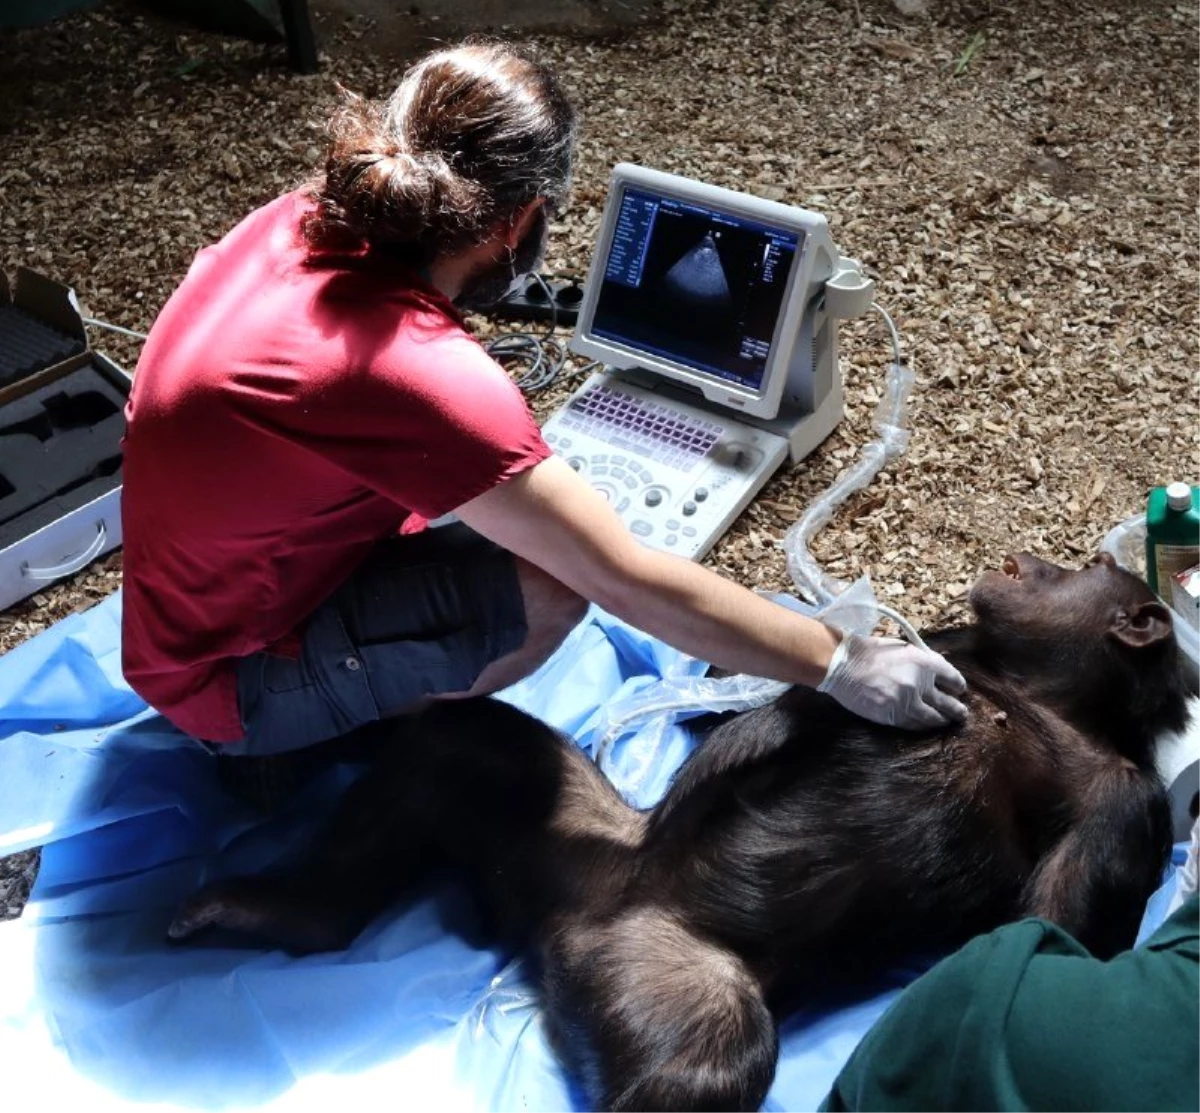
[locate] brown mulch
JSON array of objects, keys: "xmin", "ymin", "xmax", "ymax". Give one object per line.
[{"xmin": 1, "ymin": 0, "xmax": 1197, "ymax": 917}]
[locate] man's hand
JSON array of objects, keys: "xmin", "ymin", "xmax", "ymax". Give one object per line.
[{"xmin": 817, "ymin": 634, "xmax": 969, "ymax": 730}]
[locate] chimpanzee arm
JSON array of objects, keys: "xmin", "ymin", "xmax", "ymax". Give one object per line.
[
  {"xmin": 1020, "ymin": 762, "xmax": 1172, "ymax": 960},
  {"xmin": 646, "ymin": 692, "xmax": 836, "ymax": 842}
]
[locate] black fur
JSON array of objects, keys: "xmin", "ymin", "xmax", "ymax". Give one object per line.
[{"xmin": 169, "ymin": 553, "xmax": 1192, "ymax": 1111}]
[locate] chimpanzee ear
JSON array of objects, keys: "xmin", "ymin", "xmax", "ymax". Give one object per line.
[{"xmin": 1110, "ymin": 601, "xmax": 1175, "ymax": 649}]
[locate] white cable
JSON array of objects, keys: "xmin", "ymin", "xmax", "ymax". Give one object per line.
[
  {"xmin": 866, "ymin": 305, "xmax": 930, "ymax": 649},
  {"xmin": 83, "ymin": 316, "xmax": 148, "ymax": 341},
  {"xmin": 876, "ymin": 603, "xmax": 931, "ymax": 652},
  {"xmin": 872, "ymin": 302, "xmax": 903, "ymax": 366},
  {"xmin": 782, "ymin": 298, "xmax": 935, "ymax": 654}
]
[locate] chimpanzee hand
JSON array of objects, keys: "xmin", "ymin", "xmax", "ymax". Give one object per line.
[{"xmin": 817, "ymin": 634, "xmax": 969, "ymax": 730}]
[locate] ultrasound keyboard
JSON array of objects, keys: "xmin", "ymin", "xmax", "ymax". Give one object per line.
[
  {"xmin": 558, "ymin": 383, "xmax": 723, "ymax": 473},
  {"xmin": 540, "ymin": 372, "xmax": 789, "ymax": 560}
]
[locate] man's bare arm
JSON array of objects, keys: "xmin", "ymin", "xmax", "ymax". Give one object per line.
[{"xmin": 456, "ymin": 456, "xmax": 958, "ymax": 709}]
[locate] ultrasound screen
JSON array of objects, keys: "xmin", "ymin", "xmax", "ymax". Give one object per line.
[{"xmin": 590, "ymin": 187, "xmax": 803, "ymax": 391}]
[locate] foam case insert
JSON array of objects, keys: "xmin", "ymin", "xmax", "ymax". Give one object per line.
[
  {"xmin": 0, "ymin": 354, "xmax": 128, "ymax": 551},
  {"xmin": 0, "ymin": 303, "xmax": 86, "ymax": 389}
]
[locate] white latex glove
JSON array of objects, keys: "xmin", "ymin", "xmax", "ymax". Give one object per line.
[{"xmin": 817, "ymin": 633, "xmax": 969, "ymax": 730}]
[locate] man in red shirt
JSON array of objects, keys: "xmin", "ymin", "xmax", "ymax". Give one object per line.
[{"xmin": 122, "ymin": 40, "xmax": 968, "ymax": 775}]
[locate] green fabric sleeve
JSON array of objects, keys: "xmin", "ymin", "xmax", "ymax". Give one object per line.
[{"xmin": 821, "ymin": 897, "xmax": 1199, "ymax": 1112}]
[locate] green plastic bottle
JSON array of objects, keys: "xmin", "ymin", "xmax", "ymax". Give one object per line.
[{"xmin": 1145, "ymin": 482, "xmax": 1200, "ymax": 596}]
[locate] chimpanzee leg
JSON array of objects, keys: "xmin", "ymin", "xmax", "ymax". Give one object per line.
[
  {"xmin": 167, "ymin": 876, "xmax": 381, "ymax": 954},
  {"xmin": 168, "ymin": 696, "xmax": 583, "ymax": 954},
  {"xmin": 169, "ymin": 727, "xmax": 444, "ymax": 954},
  {"xmin": 542, "ymin": 906, "xmax": 778, "ymax": 1113}
]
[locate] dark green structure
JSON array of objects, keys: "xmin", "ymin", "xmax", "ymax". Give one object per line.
[
  {"xmin": 1, "ymin": 1, "xmax": 316, "ymax": 73},
  {"xmin": 1, "ymin": 0, "xmax": 272, "ymax": 31}
]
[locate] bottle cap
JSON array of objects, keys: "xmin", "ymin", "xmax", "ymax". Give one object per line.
[{"xmin": 1166, "ymin": 482, "xmax": 1193, "ymax": 511}]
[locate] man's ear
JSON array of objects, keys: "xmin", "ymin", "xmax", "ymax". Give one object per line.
[
  {"xmin": 1111, "ymin": 600, "xmax": 1175, "ymax": 649},
  {"xmin": 504, "ymin": 198, "xmax": 546, "ymax": 250}
]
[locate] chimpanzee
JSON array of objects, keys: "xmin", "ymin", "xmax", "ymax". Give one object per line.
[{"xmin": 168, "ymin": 552, "xmax": 1197, "ymax": 1111}]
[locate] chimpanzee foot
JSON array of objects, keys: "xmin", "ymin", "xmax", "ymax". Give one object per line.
[
  {"xmin": 168, "ymin": 878, "xmax": 280, "ymax": 940},
  {"xmin": 167, "ymin": 878, "xmax": 364, "ymax": 954}
]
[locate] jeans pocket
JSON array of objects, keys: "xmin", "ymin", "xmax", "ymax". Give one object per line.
[
  {"xmin": 261, "ymin": 653, "xmax": 313, "ymax": 696},
  {"xmin": 358, "ymin": 630, "xmax": 484, "ymax": 717}
]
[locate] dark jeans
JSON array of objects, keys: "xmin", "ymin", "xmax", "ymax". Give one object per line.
[{"xmin": 222, "ymin": 523, "xmax": 527, "ymax": 758}]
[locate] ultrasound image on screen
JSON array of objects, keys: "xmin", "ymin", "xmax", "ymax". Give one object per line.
[{"xmin": 590, "ymin": 189, "xmax": 801, "ymax": 390}]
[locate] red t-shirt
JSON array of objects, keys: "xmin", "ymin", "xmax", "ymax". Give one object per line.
[{"xmin": 121, "ymin": 192, "xmax": 551, "ymax": 742}]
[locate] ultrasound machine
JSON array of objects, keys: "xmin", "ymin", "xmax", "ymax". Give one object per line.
[{"xmin": 543, "ymin": 163, "xmax": 877, "ymax": 560}]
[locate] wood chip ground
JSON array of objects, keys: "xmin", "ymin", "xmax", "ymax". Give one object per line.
[{"xmin": 1, "ymin": 0, "xmax": 1197, "ymax": 917}]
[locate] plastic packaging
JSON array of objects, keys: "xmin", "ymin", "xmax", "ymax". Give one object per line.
[
  {"xmin": 1167, "ymin": 818, "xmax": 1200, "ymax": 915},
  {"xmin": 784, "ymin": 360, "xmax": 914, "ymax": 609}
]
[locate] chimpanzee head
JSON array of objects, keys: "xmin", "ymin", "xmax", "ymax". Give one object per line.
[
  {"xmin": 969, "ymin": 552, "xmax": 1173, "ymax": 651},
  {"xmin": 969, "ymin": 552, "xmax": 1193, "ymax": 757}
]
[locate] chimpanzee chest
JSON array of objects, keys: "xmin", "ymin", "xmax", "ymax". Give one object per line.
[{"xmin": 920, "ymin": 689, "xmax": 1083, "ymax": 870}]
